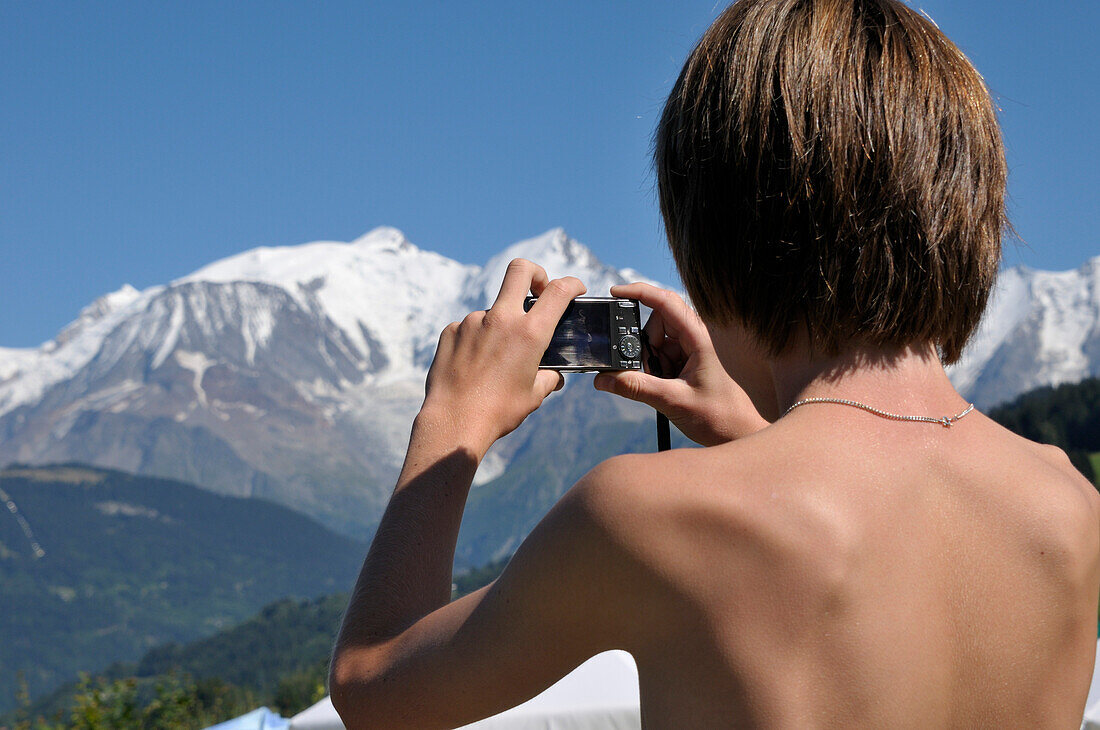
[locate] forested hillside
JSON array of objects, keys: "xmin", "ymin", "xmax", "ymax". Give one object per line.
[
  {"xmin": 0, "ymin": 465, "xmax": 366, "ymax": 713},
  {"xmin": 6, "ymin": 563, "xmax": 509, "ymax": 728}
]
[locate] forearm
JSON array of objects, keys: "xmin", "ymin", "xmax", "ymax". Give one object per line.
[
  {"xmin": 332, "ymin": 260, "xmax": 582, "ymax": 683},
  {"xmin": 337, "ymin": 407, "xmax": 488, "ymax": 648}
]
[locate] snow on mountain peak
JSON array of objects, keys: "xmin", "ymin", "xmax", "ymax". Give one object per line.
[
  {"xmin": 467, "ymin": 228, "xmax": 635, "ymax": 306},
  {"xmin": 947, "ymin": 255, "xmax": 1100, "ymax": 406},
  {"xmin": 492, "ymin": 228, "xmax": 598, "ymax": 271},
  {"xmin": 4, "ymin": 227, "xmax": 1092, "ymax": 422},
  {"xmin": 52, "ymin": 284, "xmax": 143, "ymax": 347},
  {"xmin": 350, "ymin": 226, "xmax": 415, "ymax": 252},
  {"xmin": 0, "ymin": 226, "xmax": 669, "ymax": 419},
  {"xmin": 1079, "ymin": 254, "xmax": 1100, "ymax": 277},
  {"xmin": 177, "ymin": 230, "xmax": 481, "ymax": 377},
  {"xmin": 98, "ymin": 284, "xmax": 141, "ymax": 312},
  {"xmin": 0, "ymin": 281, "xmax": 160, "ymax": 415}
]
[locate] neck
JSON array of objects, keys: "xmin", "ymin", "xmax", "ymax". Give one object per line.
[{"xmin": 768, "ymin": 341, "xmax": 970, "ymax": 417}]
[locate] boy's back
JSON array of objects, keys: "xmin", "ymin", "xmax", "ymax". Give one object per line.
[
  {"xmin": 610, "ymin": 410, "xmax": 1099, "ymax": 727},
  {"xmin": 329, "ymin": 1, "xmax": 1100, "ymax": 727}
]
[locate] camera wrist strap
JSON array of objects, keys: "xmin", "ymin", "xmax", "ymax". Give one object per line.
[
  {"xmin": 643, "ymin": 340, "xmax": 672, "ymax": 452},
  {"xmin": 655, "ymin": 412, "xmax": 671, "ymax": 452}
]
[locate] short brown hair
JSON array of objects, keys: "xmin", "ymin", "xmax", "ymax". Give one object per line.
[{"xmin": 655, "ymin": 0, "xmax": 1009, "ymax": 364}]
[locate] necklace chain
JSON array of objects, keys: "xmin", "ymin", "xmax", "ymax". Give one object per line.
[{"xmin": 783, "ymin": 397, "xmax": 975, "ymax": 428}]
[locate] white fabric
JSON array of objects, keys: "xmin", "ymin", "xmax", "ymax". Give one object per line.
[
  {"xmin": 205, "ymin": 707, "xmax": 288, "ymax": 730},
  {"xmin": 1082, "ymin": 640, "xmax": 1100, "ymax": 729},
  {"xmin": 227, "ymin": 639, "xmax": 1100, "ymax": 729},
  {"xmin": 290, "ymin": 696, "xmax": 343, "ymax": 730},
  {"xmin": 457, "ymin": 650, "xmax": 640, "ymax": 729},
  {"xmin": 289, "ymin": 650, "xmax": 641, "ymax": 730}
]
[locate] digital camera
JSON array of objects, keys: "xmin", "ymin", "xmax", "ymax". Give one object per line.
[{"xmin": 523, "ymin": 296, "xmax": 644, "ymax": 372}]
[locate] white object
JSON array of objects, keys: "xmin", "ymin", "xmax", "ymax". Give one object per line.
[
  {"xmin": 205, "ymin": 706, "xmax": 288, "ymax": 730},
  {"xmin": 290, "ymin": 696, "xmax": 343, "ymax": 730},
  {"xmin": 289, "ymin": 650, "xmax": 641, "ymax": 730},
  {"xmin": 1081, "ymin": 639, "xmax": 1100, "ymax": 729}
]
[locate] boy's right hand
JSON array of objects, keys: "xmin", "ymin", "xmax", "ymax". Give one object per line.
[{"xmin": 593, "ymin": 283, "xmax": 768, "ymax": 446}]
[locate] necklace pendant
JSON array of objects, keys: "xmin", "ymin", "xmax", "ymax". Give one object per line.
[{"xmin": 941, "ymin": 417, "xmax": 952, "ymax": 428}]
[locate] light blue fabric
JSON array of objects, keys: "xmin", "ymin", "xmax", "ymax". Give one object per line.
[{"xmin": 204, "ymin": 706, "xmax": 289, "ymax": 730}]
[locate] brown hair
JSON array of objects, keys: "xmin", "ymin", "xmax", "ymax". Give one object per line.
[{"xmin": 655, "ymin": 0, "xmax": 1009, "ymax": 364}]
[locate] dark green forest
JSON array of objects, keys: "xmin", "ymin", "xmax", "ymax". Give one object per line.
[
  {"xmin": 0, "ymin": 465, "xmax": 366, "ymax": 714},
  {"xmin": 8, "ymin": 594, "xmax": 348, "ymax": 727},
  {"xmin": 5, "ymin": 565, "xmax": 508, "ymax": 729}
]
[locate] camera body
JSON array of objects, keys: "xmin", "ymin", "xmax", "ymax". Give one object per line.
[{"xmin": 523, "ymin": 296, "xmax": 644, "ymax": 372}]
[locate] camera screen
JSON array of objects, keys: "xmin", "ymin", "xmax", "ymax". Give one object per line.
[{"xmin": 542, "ymin": 301, "xmax": 611, "ymax": 368}]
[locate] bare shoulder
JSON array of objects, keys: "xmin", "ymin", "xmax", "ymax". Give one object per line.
[
  {"xmin": 564, "ymin": 447, "xmax": 751, "ymax": 574},
  {"xmin": 571, "ymin": 439, "xmax": 800, "ymax": 577},
  {"xmin": 1035, "ymin": 442, "xmax": 1100, "ymax": 546},
  {"xmin": 999, "ymin": 426, "xmax": 1100, "ymax": 521},
  {"xmin": 570, "ymin": 447, "xmax": 734, "ymax": 536},
  {"xmin": 978, "ymin": 421, "xmax": 1100, "ymax": 579},
  {"xmin": 572, "ymin": 434, "xmax": 813, "ymax": 543},
  {"xmin": 563, "ymin": 452, "xmax": 681, "ymax": 551},
  {"xmin": 1038, "ymin": 443, "xmax": 1099, "ymax": 497}
]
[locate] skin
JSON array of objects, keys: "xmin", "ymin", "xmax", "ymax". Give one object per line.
[{"xmin": 330, "ymin": 260, "xmax": 1100, "ymax": 729}]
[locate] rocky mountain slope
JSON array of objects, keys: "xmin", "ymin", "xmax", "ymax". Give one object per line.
[
  {"xmin": 0, "ymin": 229, "xmax": 657, "ymax": 541},
  {"xmin": 947, "ymin": 256, "xmax": 1100, "ymax": 407}
]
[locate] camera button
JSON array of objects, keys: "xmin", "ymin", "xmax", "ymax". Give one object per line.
[{"xmin": 618, "ymin": 335, "xmax": 642, "ymax": 359}]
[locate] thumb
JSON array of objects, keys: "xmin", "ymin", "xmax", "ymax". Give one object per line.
[
  {"xmin": 593, "ymin": 370, "xmax": 683, "ymax": 413},
  {"xmin": 533, "ymin": 369, "xmax": 566, "ymax": 401}
]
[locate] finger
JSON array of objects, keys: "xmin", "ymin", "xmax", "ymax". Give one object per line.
[
  {"xmin": 642, "ymin": 317, "xmax": 684, "ymax": 374},
  {"xmin": 459, "ymin": 309, "xmax": 486, "ymax": 333},
  {"xmin": 435, "ymin": 321, "xmax": 459, "ymax": 359},
  {"xmin": 528, "ymin": 269, "xmax": 552, "ymax": 297},
  {"xmin": 610, "ymin": 281, "xmax": 668, "ymax": 304},
  {"xmin": 493, "ymin": 258, "xmax": 551, "ymax": 311},
  {"xmin": 525, "ymin": 276, "xmax": 587, "ymax": 333},
  {"xmin": 426, "ymin": 322, "xmax": 460, "ymax": 393},
  {"xmin": 641, "ymin": 306, "xmax": 668, "ymax": 347},
  {"xmin": 649, "ymin": 332, "xmax": 684, "ymax": 372},
  {"xmin": 533, "ymin": 369, "xmax": 566, "ymax": 401},
  {"xmin": 593, "ymin": 369, "xmax": 686, "ymax": 414},
  {"xmin": 610, "ymin": 283, "xmax": 707, "ymax": 350},
  {"xmin": 644, "ymin": 343, "xmax": 680, "ymax": 380}
]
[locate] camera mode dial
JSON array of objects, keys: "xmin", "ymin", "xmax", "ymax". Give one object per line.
[{"xmin": 619, "ymin": 334, "xmax": 642, "ymax": 359}]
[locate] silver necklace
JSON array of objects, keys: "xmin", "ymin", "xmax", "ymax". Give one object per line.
[{"xmin": 783, "ymin": 397, "xmax": 975, "ymax": 428}]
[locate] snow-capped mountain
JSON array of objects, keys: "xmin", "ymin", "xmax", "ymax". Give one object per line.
[
  {"xmin": 0, "ymin": 228, "xmax": 656, "ymax": 541},
  {"xmin": 0, "ymin": 227, "xmax": 1095, "ymax": 560},
  {"xmin": 947, "ymin": 255, "xmax": 1100, "ymax": 408}
]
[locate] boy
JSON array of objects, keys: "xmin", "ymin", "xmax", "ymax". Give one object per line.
[{"xmin": 331, "ymin": 1, "xmax": 1100, "ymax": 726}]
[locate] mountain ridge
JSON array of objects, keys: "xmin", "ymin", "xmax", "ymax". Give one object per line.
[
  {"xmin": 0, "ymin": 228, "xmax": 1096, "ymax": 551},
  {"xmin": 0, "ymin": 228, "xmax": 659, "ymax": 540}
]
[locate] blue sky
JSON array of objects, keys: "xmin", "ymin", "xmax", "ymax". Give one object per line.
[{"xmin": 1, "ymin": 1, "xmax": 1097, "ymax": 347}]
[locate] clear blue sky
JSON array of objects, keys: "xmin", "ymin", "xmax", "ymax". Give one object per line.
[{"xmin": 1, "ymin": 1, "xmax": 1097, "ymax": 347}]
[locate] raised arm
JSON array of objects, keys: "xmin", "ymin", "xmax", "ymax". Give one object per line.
[
  {"xmin": 329, "ymin": 260, "xmax": 642, "ymax": 729},
  {"xmin": 329, "ymin": 461, "xmax": 643, "ymax": 729}
]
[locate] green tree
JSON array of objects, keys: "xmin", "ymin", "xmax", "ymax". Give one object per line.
[
  {"xmin": 271, "ymin": 664, "xmax": 327, "ymax": 717},
  {"xmin": 69, "ymin": 676, "xmax": 137, "ymax": 730}
]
